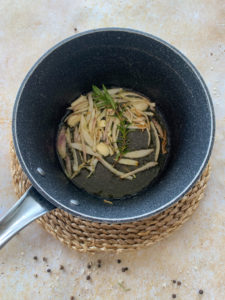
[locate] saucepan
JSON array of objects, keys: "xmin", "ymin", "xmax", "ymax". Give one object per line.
[{"xmin": 0, "ymin": 28, "xmax": 215, "ymax": 249}]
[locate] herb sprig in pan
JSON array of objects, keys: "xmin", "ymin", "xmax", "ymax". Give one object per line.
[{"xmin": 92, "ymin": 85, "xmax": 130, "ymax": 160}]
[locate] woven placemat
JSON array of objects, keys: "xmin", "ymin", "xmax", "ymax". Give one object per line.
[{"xmin": 10, "ymin": 143, "xmax": 210, "ymax": 253}]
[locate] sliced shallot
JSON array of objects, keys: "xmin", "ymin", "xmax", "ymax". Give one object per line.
[
  {"xmin": 151, "ymin": 121, "xmax": 160, "ymax": 162},
  {"xmin": 57, "ymin": 127, "xmax": 67, "ymax": 159},
  {"xmin": 120, "ymin": 161, "xmax": 158, "ymax": 179},
  {"xmin": 117, "ymin": 158, "xmax": 139, "ymax": 166},
  {"xmin": 124, "ymin": 149, "xmax": 153, "ymax": 158}
]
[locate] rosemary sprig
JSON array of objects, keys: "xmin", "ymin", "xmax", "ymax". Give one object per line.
[
  {"xmin": 92, "ymin": 85, "xmax": 130, "ymax": 159},
  {"xmin": 92, "ymin": 84, "xmax": 117, "ymax": 110}
]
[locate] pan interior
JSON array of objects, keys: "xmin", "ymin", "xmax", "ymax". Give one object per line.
[{"xmin": 58, "ymin": 104, "xmax": 170, "ymax": 200}]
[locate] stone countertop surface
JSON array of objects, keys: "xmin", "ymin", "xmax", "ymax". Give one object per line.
[{"xmin": 0, "ymin": 1, "xmax": 224, "ymax": 299}]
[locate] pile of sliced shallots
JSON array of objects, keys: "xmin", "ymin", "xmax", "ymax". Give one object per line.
[{"xmin": 57, "ymin": 88, "xmax": 167, "ymax": 180}]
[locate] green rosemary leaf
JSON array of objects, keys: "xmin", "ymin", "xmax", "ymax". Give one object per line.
[
  {"xmin": 92, "ymin": 84, "xmax": 117, "ymax": 110},
  {"xmin": 102, "ymin": 84, "xmax": 117, "ymax": 110}
]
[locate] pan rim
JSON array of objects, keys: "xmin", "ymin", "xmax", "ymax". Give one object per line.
[{"xmin": 12, "ymin": 27, "xmax": 215, "ymax": 223}]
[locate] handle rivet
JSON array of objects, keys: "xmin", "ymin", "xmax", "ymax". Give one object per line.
[
  {"xmin": 70, "ymin": 199, "xmax": 79, "ymax": 206},
  {"xmin": 37, "ymin": 168, "xmax": 45, "ymax": 176}
]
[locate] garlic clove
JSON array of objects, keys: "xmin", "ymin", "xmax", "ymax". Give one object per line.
[
  {"xmin": 132, "ymin": 101, "xmax": 149, "ymax": 111},
  {"xmin": 97, "ymin": 120, "xmax": 106, "ymax": 127},
  {"xmin": 67, "ymin": 115, "xmax": 81, "ymax": 127},
  {"xmin": 96, "ymin": 142, "xmax": 110, "ymax": 156}
]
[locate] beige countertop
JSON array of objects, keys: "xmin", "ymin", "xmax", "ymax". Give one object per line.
[{"xmin": 0, "ymin": 1, "xmax": 224, "ymax": 299}]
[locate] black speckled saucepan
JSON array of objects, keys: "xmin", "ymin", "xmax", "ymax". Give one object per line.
[{"xmin": 0, "ymin": 28, "xmax": 215, "ymax": 248}]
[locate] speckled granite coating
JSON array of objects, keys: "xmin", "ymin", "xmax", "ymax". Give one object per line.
[{"xmin": 0, "ymin": 1, "xmax": 224, "ymax": 299}]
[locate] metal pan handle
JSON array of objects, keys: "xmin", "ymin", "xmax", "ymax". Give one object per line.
[{"xmin": 0, "ymin": 186, "xmax": 55, "ymax": 249}]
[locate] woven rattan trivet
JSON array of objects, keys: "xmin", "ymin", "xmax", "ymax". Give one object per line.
[{"xmin": 10, "ymin": 143, "xmax": 210, "ymax": 253}]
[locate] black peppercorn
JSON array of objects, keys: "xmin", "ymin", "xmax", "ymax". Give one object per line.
[
  {"xmin": 86, "ymin": 275, "xmax": 91, "ymax": 280},
  {"xmin": 122, "ymin": 267, "xmax": 128, "ymax": 272},
  {"xmin": 117, "ymin": 259, "xmax": 121, "ymax": 264},
  {"xmin": 47, "ymin": 268, "xmax": 51, "ymax": 273},
  {"xmin": 172, "ymin": 294, "xmax": 176, "ymax": 299},
  {"xmin": 87, "ymin": 263, "xmax": 92, "ymax": 269},
  {"xmin": 33, "ymin": 256, "xmax": 38, "ymax": 261},
  {"xmin": 199, "ymin": 290, "xmax": 204, "ymax": 295}
]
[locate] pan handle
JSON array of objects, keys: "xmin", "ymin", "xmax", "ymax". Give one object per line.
[{"xmin": 0, "ymin": 186, "xmax": 55, "ymax": 249}]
